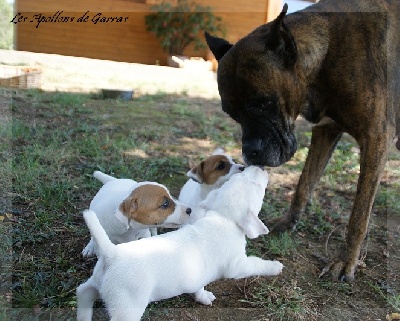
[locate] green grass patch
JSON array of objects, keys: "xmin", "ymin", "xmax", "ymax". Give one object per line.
[
  {"xmin": 6, "ymin": 89, "xmax": 242, "ymax": 310},
  {"xmin": 247, "ymin": 232, "xmax": 297, "ymax": 258},
  {"xmin": 5, "ymin": 88, "xmax": 399, "ymax": 319},
  {"xmin": 239, "ymin": 279, "xmax": 309, "ymax": 320},
  {"xmin": 368, "ymin": 281, "xmax": 400, "ymax": 312}
]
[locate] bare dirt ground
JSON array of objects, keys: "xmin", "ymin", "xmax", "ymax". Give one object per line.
[
  {"xmin": 0, "ymin": 49, "xmax": 219, "ymax": 97},
  {"xmin": 2, "ymin": 49, "xmax": 399, "ymax": 321}
]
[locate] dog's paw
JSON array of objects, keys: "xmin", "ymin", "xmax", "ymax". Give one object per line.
[
  {"xmin": 194, "ymin": 288, "xmax": 216, "ymax": 306},
  {"xmin": 266, "ymin": 215, "xmax": 296, "ymax": 233},
  {"xmin": 269, "ymin": 260, "xmax": 284, "ymax": 276},
  {"xmin": 82, "ymin": 239, "xmax": 98, "ymax": 257},
  {"xmin": 82, "ymin": 242, "xmax": 95, "ymax": 257},
  {"xmin": 319, "ymin": 259, "xmax": 357, "ymax": 282}
]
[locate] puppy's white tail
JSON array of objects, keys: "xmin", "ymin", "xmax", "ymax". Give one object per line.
[
  {"xmin": 93, "ymin": 171, "xmax": 116, "ymax": 184},
  {"xmin": 83, "ymin": 210, "xmax": 116, "ymax": 260},
  {"xmin": 212, "ymin": 147, "xmax": 225, "ymax": 156}
]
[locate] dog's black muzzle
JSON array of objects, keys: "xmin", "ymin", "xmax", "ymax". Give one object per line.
[{"xmin": 242, "ymin": 131, "xmax": 297, "ymax": 167}]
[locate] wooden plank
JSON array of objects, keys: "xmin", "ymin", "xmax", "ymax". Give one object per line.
[
  {"xmin": 18, "ymin": 0, "xmax": 150, "ymax": 12},
  {"xmin": 15, "ymin": 0, "xmax": 271, "ymax": 65}
]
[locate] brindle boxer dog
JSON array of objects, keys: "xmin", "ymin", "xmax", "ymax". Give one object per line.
[{"xmin": 205, "ymin": 0, "xmax": 400, "ymax": 282}]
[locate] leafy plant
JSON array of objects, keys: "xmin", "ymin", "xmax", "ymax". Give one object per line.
[
  {"xmin": 145, "ymin": 0, "xmax": 224, "ymax": 55},
  {"xmin": 0, "ymin": 0, "xmax": 13, "ymax": 49}
]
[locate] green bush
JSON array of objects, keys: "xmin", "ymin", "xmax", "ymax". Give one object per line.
[
  {"xmin": 145, "ymin": 0, "xmax": 224, "ymax": 55},
  {"xmin": 0, "ymin": 0, "xmax": 13, "ymax": 49}
]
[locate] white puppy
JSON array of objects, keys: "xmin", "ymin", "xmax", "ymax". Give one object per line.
[
  {"xmin": 82, "ymin": 171, "xmax": 191, "ymax": 257},
  {"xmin": 77, "ymin": 166, "xmax": 283, "ymax": 321},
  {"xmin": 179, "ymin": 149, "xmax": 245, "ymax": 212}
]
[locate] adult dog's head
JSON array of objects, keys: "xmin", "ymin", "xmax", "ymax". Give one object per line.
[{"xmin": 206, "ymin": 4, "xmax": 314, "ymax": 167}]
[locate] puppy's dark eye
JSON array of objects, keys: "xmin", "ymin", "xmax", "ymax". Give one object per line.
[
  {"xmin": 216, "ymin": 161, "xmax": 226, "ymax": 171},
  {"xmin": 160, "ymin": 198, "xmax": 170, "ymax": 209}
]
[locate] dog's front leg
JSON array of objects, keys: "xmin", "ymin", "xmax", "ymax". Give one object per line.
[
  {"xmin": 324, "ymin": 134, "xmax": 388, "ymax": 282},
  {"xmin": 226, "ymin": 256, "xmax": 283, "ymax": 279},
  {"xmin": 267, "ymin": 123, "xmax": 343, "ymax": 232}
]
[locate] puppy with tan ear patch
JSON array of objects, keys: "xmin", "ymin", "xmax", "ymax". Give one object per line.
[
  {"xmin": 179, "ymin": 150, "xmax": 245, "ymax": 214},
  {"xmin": 115, "ymin": 184, "xmax": 186, "ymax": 227},
  {"xmin": 77, "ymin": 166, "xmax": 283, "ymax": 321},
  {"xmin": 82, "ymin": 171, "xmax": 191, "ymax": 257}
]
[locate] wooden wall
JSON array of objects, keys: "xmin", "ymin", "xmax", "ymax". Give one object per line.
[{"xmin": 15, "ymin": 0, "xmax": 282, "ymax": 65}]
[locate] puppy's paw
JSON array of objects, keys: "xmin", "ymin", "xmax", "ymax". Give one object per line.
[
  {"xmin": 194, "ymin": 288, "xmax": 216, "ymax": 306},
  {"xmin": 82, "ymin": 242, "xmax": 95, "ymax": 257},
  {"xmin": 272, "ymin": 261, "xmax": 284, "ymax": 275},
  {"xmin": 264, "ymin": 260, "xmax": 284, "ymax": 276},
  {"xmin": 204, "ymin": 290, "xmax": 216, "ymax": 303}
]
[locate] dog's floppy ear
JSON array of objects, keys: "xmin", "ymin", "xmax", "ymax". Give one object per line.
[
  {"xmin": 186, "ymin": 163, "xmax": 204, "ymax": 184},
  {"xmin": 238, "ymin": 210, "xmax": 269, "ymax": 239},
  {"xmin": 205, "ymin": 31, "xmax": 233, "ymax": 61},
  {"xmin": 115, "ymin": 196, "xmax": 138, "ymax": 227},
  {"xmin": 265, "ymin": 3, "xmax": 297, "ymax": 68}
]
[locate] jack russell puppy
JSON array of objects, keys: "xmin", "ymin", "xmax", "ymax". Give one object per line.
[
  {"xmin": 82, "ymin": 171, "xmax": 192, "ymax": 257},
  {"xmin": 77, "ymin": 166, "xmax": 283, "ymax": 321},
  {"xmin": 179, "ymin": 149, "xmax": 245, "ymax": 211}
]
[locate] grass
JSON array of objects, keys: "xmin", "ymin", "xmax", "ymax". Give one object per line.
[
  {"xmin": 5, "ymin": 89, "xmax": 242, "ymax": 311},
  {"xmin": 239, "ymin": 279, "xmax": 310, "ymax": 321},
  {"xmin": 368, "ymin": 281, "xmax": 400, "ymax": 312},
  {"xmin": 247, "ymin": 232, "xmax": 297, "ymax": 258},
  {"xmin": 375, "ymin": 182, "xmax": 400, "ymax": 214},
  {"xmin": 3, "ymin": 88, "xmax": 399, "ymax": 320}
]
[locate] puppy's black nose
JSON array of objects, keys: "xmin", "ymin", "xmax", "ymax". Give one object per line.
[
  {"xmin": 239, "ymin": 166, "xmax": 245, "ymax": 171},
  {"xmin": 186, "ymin": 208, "xmax": 192, "ymax": 215}
]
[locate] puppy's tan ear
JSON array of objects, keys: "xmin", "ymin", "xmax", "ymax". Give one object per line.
[
  {"xmin": 187, "ymin": 163, "xmax": 204, "ymax": 184},
  {"xmin": 238, "ymin": 211, "xmax": 269, "ymax": 239},
  {"xmin": 115, "ymin": 197, "xmax": 138, "ymax": 227},
  {"xmin": 120, "ymin": 196, "xmax": 138, "ymax": 217},
  {"xmin": 119, "ymin": 197, "xmax": 138, "ymax": 216}
]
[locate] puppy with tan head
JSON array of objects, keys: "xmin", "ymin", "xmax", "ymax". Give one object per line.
[
  {"xmin": 179, "ymin": 149, "xmax": 245, "ymax": 212},
  {"xmin": 77, "ymin": 166, "xmax": 283, "ymax": 321},
  {"xmin": 82, "ymin": 171, "xmax": 191, "ymax": 257}
]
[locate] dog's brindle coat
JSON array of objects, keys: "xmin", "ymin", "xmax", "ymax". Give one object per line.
[{"xmin": 206, "ymin": 0, "xmax": 400, "ymax": 281}]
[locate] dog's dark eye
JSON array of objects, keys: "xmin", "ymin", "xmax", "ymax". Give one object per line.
[
  {"xmin": 259, "ymin": 100, "xmax": 274, "ymax": 112},
  {"xmin": 160, "ymin": 198, "xmax": 170, "ymax": 209},
  {"xmin": 247, "ymin": 96, "xmax": 278, "ymax": 116},
  {"xmin": 216, "ymin": 161, "xmax": 226, "ymax": 171}
]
